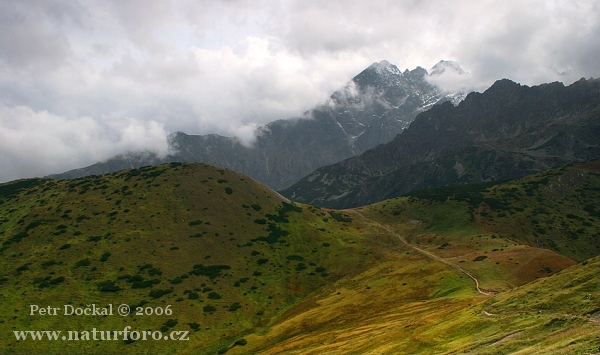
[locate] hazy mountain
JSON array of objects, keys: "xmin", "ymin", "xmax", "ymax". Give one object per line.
[
  {"xmin": 46, "ymin": 60, "xmax": 466, "ymax": 190},
  {"xmin": 281, "ymin": 77, "xmax": 600, "ymax": 208}
]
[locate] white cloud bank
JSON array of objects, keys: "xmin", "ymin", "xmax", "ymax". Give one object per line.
[{"xmin": 0, "ymin": 0, "xmax": 598, "ymax": 182}]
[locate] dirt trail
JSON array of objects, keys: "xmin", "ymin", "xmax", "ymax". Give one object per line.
[
  {"xmin": 490, "ymin": 331, "xmax": 523, "ymax": 345},
  {"xmin": 354, "ymin": 210, "xmax": 495, "ymax": 296}
]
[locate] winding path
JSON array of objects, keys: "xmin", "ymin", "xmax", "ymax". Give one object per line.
[{"xmin": 354, "ymin": 210, "xmax": 495, "ymax": 296}]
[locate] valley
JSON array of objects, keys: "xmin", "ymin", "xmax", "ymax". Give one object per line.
[
  {"xmin": 2, "ymin": 2, "xmax": 598, "ymax": 354},
  {"xmin": 1, "ymin": 161, "xmax": 598, "ymax": 354}
]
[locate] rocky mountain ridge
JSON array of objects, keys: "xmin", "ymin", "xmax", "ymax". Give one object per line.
[
  {"xmin": 281, "ymin": 77, "xmax": 600, "ymax": 208},
  {"xmin": 46, "ymin": 60, "xmax": 465, "ymax": 190}
]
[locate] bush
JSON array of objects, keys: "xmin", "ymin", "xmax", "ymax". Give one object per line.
[
  {"xmin": 75, "ymin": 259, "xmax": 91, "ymax": 268},
  {"xmin": 188, "ymin": 322, "xmax": 200, "ymax": 331},
  {"xmin": 149, "ymin": 288, "xmax": 173, "ymax": 299},
  {"xmin": 234, "ymin": 338, "xmax": 248, "ymax": 346},
  {"xmin": 147, "ymin": 267, "xmax": 163, "ymax": 276},
  {"xmin": 228, "ymin": 302, "xmax": 242, "ymax": 312},
  {"xmin": 100, "ymin": 252, "xmax": 111, "ymax": 262},
  {"xmin": 189, "ymin": 264, "xmax": 231, "ymax": 279},
  {"xmin": 250, "ymin": 204, "xmax": 262, "ymax": 211},
  {"xmin": 203, "ymin": 305, "xmax": 216, "ymax": 313},
  {"xmin": 49, "ymin": 276, "xmax": 65, "ymax": 285},
  {"xmin": 329, "ymin": 211, "xmax": 353, "ymax": 223},
  {"xmin": 41, "ymin": 260, "xmax": 57, "ymax": 269},
  {"xmin": 163, "ymin": 319, "xmax": 178, "ymax": 328},
  {"xmin": 38, "ymin": 276, "xmax": 66, "ymax": 289},
  {"xmin": 207, "ymin": 292, "xmax": 222, "ymax": 299},
  {"xmin": 253, "ymin": 223, "xmax": 289, "ymax": 244},
  {"xmin": 139, "ymin": 264, "xmax": 152, "ymax": 271},
  {"xmin": 98, "ymin": 280, "xmax": 122, "ymax": 292},
  {"xmin": 131, "ymin": 278, "xmax": 160, "ymax": 289},
  {"xmin": 473, "ymin": 256, "xmax": 488, "ymax": 262},
  {"xmin": 170, "ymin": 277, "xmax": 183, "ymax": 285}
]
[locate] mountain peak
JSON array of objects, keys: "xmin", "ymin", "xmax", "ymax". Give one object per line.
[
  {"xmin": 368, "ymin": 60, "xmax": 392, "ymax": 70},
  {"xmin": 364, "ymin": 60, "xmax": 402, "ymax": 78},
  {"xmin": 429, "ymin": 60, "xmax": 465, "ymax": 76},
  {"xmin": 374, "ymin": 59, "xmax": 390, "ymax": 67},
  {"xmin": 485, "ymin": 78, "xmax": 523, "ymax": 93}
]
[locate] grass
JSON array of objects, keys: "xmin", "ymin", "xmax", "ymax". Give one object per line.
[
  {"xmin": 0, "ymin": 163, "xmax": 397, "ymax": 354},
  {"xmin": 229, "ymin": 256, "xmax": 599, "ymax": 354},
  {"xmin": 0, "ymin": 161, "xmax": 598, "ymax": 354}
]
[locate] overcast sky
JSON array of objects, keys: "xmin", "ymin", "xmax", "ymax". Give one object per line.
[{"xmin": 1, "ymin": 0, "xmax": 598, "ymax": 182}]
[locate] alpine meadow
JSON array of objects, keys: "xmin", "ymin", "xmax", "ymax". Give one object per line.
[
  {"xmin": 1, "ymin": 160, "xmax": 598, "ymax": 353},
  {"xmin": 1, "ymin": 2, "xmax": 600, "ymax": 354}
]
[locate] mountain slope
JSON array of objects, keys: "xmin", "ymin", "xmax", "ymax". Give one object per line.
[
  {"xmin": 46, "ymin": 60, "xmax": 465, "ymax": 190},
  {"xmin": 281, "ymin": 77, "xmax": 600, "ymax": 208},
  {"xmin": 230, "ymin": 255, "xmax": 599, "ymax": 354},
  {"xmin": 229, "ymin": 162, "xmax": 600, "ymax": 354},
  {"xmin": 0, "ymin": 163, "xmax": 399, "ymax": 354},
  {"xmin": 1, "ymin": 161, "xmax": 597, "ymax": 354}
]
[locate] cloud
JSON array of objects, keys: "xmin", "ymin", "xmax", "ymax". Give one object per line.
[
  {"xmin": 0, "ymin": 106, "xmax": 169, "ymax": 182},
  {"xmin": 0, "ymin": 0, "xmax": 598, "ymax": 182}
]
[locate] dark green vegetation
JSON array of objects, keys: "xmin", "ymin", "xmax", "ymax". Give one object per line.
[
  {"xmin": 395, "ymin": 160, "xmax": 600, "ymax": 262},
  {"xmin": 0, "ymin": 163, "xmax": 396, "ymax": 354},
  {"xmin": 1, "ymin": 162, "xmax": 598, "ymax": 354},
  {"xmin": 282, "ymin": 78, "xmax": 600, "ymax": 208}
]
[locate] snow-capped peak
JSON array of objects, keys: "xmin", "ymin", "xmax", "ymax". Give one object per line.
[
  {"xmin": 367, "ymin": 60, "xmax": 402, "ymax": 77},
  {"xmin": 429, "ymin": 60, "xmax": 466, "ymax": 76}
]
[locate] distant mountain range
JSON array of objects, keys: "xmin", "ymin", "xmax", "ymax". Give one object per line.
[
  {"xmin": 281, "ymin": 77, "xmax": 600, "ymax": 208},
  {"xmin": 46, "ymin": 60, "xmax": 466, "ymax": 190}
]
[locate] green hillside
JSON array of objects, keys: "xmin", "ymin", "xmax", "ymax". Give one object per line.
[
  {"xmin": 229, "ymin": 161, "xmax": 599, "ymax": 354},
  {"xmin": 234, "ymin": 255, "xmax": 598, "ymax": 354},
  {"xmin": 0, "ymin": 163, "xmax": 397, "ymax": 354},
  {"xmin": 365, "ymin": 160, "xmax": 600, "ymax": 259},
  {"xmin": 0, "ymin": 161, "xmax": 598, "ymax": 354}
]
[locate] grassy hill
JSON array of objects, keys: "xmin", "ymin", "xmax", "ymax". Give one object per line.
[
  {"xmin": 228, "ymin": 161, "xmax": 599, "ymax": 354},
  {"xmin": 232, "ymin": 255, "xmax": 598, "ymax": 354},
  {"xmin": 0, "ymin": 161, "xmax": 598, "ymax": 354},
  {"xmin": 0, "ymin": 163, "xmax": 398, "ymax": 354}
]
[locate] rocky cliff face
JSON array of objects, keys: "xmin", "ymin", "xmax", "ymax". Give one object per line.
[
  {"xmin": 281, "ymin": 78, "xmax": 600, "ymax": 208},
  {"xmin": 47, "ymin": 60, "xmax": 463, "ymax": 189}
]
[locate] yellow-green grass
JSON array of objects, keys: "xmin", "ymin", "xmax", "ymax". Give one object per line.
[
  {"xmin": 229, "ymin": 256, "xmax": 599, "ymax": 354},
  {"xmin": 0, "ymin": 161, "xmax": 598, "ymax": 354},
  {"xmin": 230, "ymin": 251, "xmax": 483, "ymax": 354},
  {"xmin": 361, "ymin": 160, "xmax": 600, "ymax": 262},
  {"xmin": 0, "ymin": 163, "xmax": 397, "ymax": 354}
]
